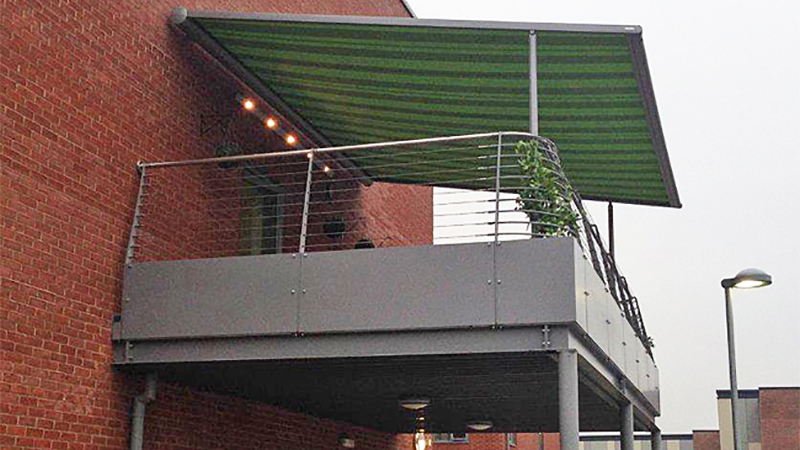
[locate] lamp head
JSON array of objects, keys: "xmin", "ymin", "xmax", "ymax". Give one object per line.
[
  {"xmin": 721, "ymin": 268, "xmax": 772, "ymax": 289},
  {"xmin": 466, "ymin": 420, "xmax": 493, "ymax": 431},
  {"xmin": 399, "ymin": 397, "xmax": 430, "ymax": 411}
]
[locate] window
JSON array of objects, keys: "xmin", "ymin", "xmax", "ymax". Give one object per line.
[
  {"xmin": 506, "ymin": 433, "xmax": 517, "ymax": 447},
  {"xmin": 433, "ymin": 433, "xmax": 469, "ymax": 444},
  {"xmin": 240, "ymin": 173, "xmax": 283, "ymax": 255}
]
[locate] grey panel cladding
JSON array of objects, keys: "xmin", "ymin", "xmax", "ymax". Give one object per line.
[
  {"xmin": 495, "ymin": 238, "xmax": 578, "ymax": 325},
  {"xmin": 121, "ymin": 238, "xmax": 586, "ymax": 338},
  {"xmin": 119, "ymin": 238, "xmax": 658, "ymax": 408},
  {"xmin": 121, "ymin": 254, "xmax": 301, "ymax": 339},
  {"xmin": 299, "ymin": 242, "xmax": 495, "ymax": 332}
]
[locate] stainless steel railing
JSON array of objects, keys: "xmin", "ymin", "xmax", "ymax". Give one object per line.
[{"xmin": 126, "ymin": 132, "xmax": 650, "ymax": 352}]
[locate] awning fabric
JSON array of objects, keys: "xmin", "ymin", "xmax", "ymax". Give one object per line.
[{"xmin": 172, "ymin": 9, "xmax": 680, "ymax": 208}]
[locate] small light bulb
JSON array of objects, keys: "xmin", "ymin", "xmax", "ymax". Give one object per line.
[
  {"xmin": 734, "ymin": 279, "xmax": 766, "ymax": 289},
  {"xmin": 323, "ymin": 166, "xmax": 331, "ymax": 173},
  {"xmin": 286, "ymin": 135, "xmax": 297, "ymax": 145},
  {"xmin": 306, "ymin": 152, "xmax": 313, "ymax": 159},
  {"xmin": 414, "ymin": 431, "xmax": 431, "ymax": 450},
  {"xmin": 265, "ymin": 117, "xmax": 277, "ymax": 129},
  {"xmin": 242, "ymin": 99, "xmax": 255, "ymax": 111}
]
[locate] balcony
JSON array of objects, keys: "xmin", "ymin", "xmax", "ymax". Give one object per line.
[{"xmin": 114, "ymin": 133, "xmax": 660, "ymax": 434}]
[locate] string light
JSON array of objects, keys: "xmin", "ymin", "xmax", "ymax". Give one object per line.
[
  {"xmin": 413, "ymin": 430, "xmax": 432, "ymax": 450},
  {"xmin": 265, "ymin": 117, "xmax": 277, "ymax": 129},
  {"xmin": 286, "ymin": 134, "xmax": 297, "ymax": 145},
  {"xmin": 242, "ymin": 98, "xmax": 255, "ymax": 111},
  {"xmin": 323, "ymin": 166, "xmax": 331, "ymax": 173}
]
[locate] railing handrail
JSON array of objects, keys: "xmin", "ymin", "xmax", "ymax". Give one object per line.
[{"xmin": 138, "ymin": 132, "xmax": 537, "ymax": 169}]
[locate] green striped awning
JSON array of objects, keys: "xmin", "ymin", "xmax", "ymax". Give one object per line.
[{"xmin": 171, "ymin": 9, "xmax": 680, "ymax": 208}]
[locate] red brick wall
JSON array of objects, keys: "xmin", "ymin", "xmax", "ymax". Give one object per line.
[
  {"xmin": 0, "ymin": 0, "xmax": 423, "ymax": 449},
  {"xmin": 693, "ymin": 430, "xmax": 721, "ymax": 450},
  {"xmin": 760, "ymin": 388, "xmax": 800, "ymax": 450}
]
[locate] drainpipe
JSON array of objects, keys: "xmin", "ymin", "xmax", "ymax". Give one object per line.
[{"xmin": 130, "ymin": 373, "xmax": 157, "ymax": 450}]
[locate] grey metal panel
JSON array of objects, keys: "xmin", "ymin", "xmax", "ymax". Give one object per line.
[
  {"xmin": 299, "ymin": 242, "xmax": 494, "ymax": 333},
  {"xmin": 608, "ymin": 303, "xmax": 626, "ymax": 371},
  {"xmin": 635, "ymin": 338, "xmax": 645, "ymax": 389},
  {"xmin": 121, "ymin": 254, "xmax": 300, "ymax": 340},
  {"xmin": 571, "ymin": 332, "xmax": 659, "ymax": 423},
  {"xmin": 643, "ymin": 355, "xmax": 660, "ymax": 412},
  {"xmin": 623, "ymin": 323, "xmax": 639, "ymax": 385},
  {"xmin": 115, "ymin": 326, "xmax": 568, "ymax": 365},
  {"xmin": 180, "ymin": 9, "xmax": 643, "ymax": 34},
  {"xmin": 584, "ymin": 259, "xmax": 611, "ymax": 356},
  {"xmin": 496, "ymin": 238, "xmax": 578, "ymax": 325},
  {"xmin": 574, "ymin": 246, "xmax": 589, "ymax": 333}
]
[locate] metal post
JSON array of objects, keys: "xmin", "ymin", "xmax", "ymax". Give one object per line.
[
  {"xmin": 529, "ymin": 32, "xmax": 539, "ymax": 136},
  {"xmin": 492, "ymin": 134, "xmax": 503, "ymax": 327},
  {"xmin": 299, "ymin": 151, "xmax": 315, "ymax": 254},
  {"xmin": 558, "ymin": 350, "xmax": 579, "ymax": 450},
  {"xmin": 125, "ymin": 166, "xmax": 147, "ymax": 265},
  {"xmin": 494, "ymin": 133, "xmax": 503, "ymax": 244},
  {"xmin": 725, "ymin": 287, "xmax": 746, "ymax": 450},
  {"xmin": 650, "ymin": 429, "xmax": 662, "ymax": 450},
  {"xmin": 607, "ymin": 202, "xmax": 614, "ymax": 259},
  {"xmin": 620, "ymin": 402, "xmax": 634, "ymax": 450},
  {"xmin": 129, "ymin": 373, "xmax": 157, "ymax": 450}
]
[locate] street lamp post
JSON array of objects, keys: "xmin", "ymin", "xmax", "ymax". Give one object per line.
[{"xmin": 720, "ymin": 268, "xmax": 772, "ymax": 450}]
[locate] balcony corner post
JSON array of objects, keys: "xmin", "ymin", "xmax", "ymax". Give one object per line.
[
  {"xmin": 493, "ymin": 132, "xmax": 503, "ymax": 244},
  {"xmin": 125, "ymin": 166, "xmax": 148, "ymax": 266},
  {"xmin": 620, "ymin": 400, "xmax": 634, "ymax": 450},
  {"xmin": 650, "ymin": 428, "xmax": 662, "ymax": 450},
  {"xmin": 299, "ymin": 150, "xmax": 315, "ymax": 254},
  {"xmin": 558, "ymin": 349, "xmax": 579, "ymax": 450}
]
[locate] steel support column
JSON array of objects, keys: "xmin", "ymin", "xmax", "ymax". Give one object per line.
[
  {"xmin": 620, "ymin": 402, "xmax": 634, "ymax": 450},
  {"xmin": 651, "ymin": 429, "xmax": 662, "ymax": 450},
  {"xmin": 558, "ymin": 350, "xmax": 579, "ymax": 450}
]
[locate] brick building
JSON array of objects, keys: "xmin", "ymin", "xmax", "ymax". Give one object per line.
[
  {"xmin": 433, "ymin": 387, "xmax": 800, "ymax": 450},
  {"xmin": 693, "ymin": 387, "xmax": 800, "ymax": 450},
  {"xmin": 2, "ymin": 1, "xmax": 681, "ymax": 450},
  {"xmin": 1, "ymin": 1, "xmax": 422, "ymax": 449}
]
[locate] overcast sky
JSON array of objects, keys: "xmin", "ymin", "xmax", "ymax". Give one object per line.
[{"xmin": 411, "ymin": 0, "xmax": 800, "ymax": 434}]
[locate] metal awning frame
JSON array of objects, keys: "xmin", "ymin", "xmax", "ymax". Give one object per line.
[{"xmin": 170, "ymin": 7, "xmax": 680, "ymax": 208}]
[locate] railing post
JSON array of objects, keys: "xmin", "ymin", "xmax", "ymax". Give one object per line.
[
  {"xmin": 494, "ymin": 133, "xmax": 503, "ymax": 244},
  {"xmin": 125, "ymin": 165, "xmax": 147, "ymax": 266},
  {"xmin": 299, "ymin": 151, "xmax": 314, "ymax": 254}
]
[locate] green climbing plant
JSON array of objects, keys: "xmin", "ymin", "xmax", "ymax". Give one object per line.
[{"xmin": 514, "ymin": 140, "xmax": 580, "ymax": 237}]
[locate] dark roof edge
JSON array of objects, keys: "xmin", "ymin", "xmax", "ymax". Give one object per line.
[
  {"xmin": 581, "ymin": 434, "xmax": 694, "ymax": 441},
  {"xmin": 716, "ymin": 389, "xmax": 760, "ymax": 399},
  {"xmin": 627, "ymin": 34, "xmax": 682, "ymax": 209},
  {"xmin": 178, "ymin": 9, "xmax": 642, "ymax": 34},
  {"xmin": 399, "ymin": 0, "xmax": 416, "ymax": 18},
  {"xmin": 582, "ymin": 195, "xmax": 672, "ymax": 208}
]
